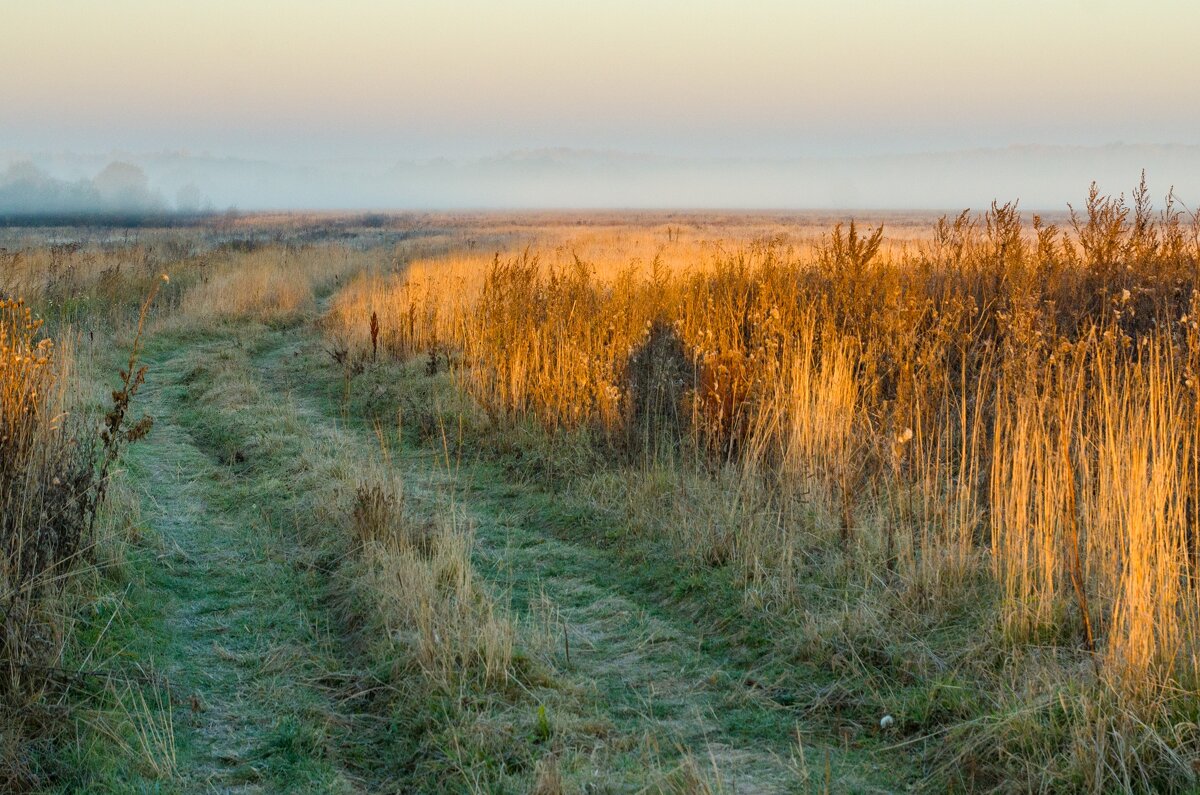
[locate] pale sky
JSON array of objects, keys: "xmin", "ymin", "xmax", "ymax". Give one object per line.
[
  {"xmin": 5, "ymin": 0, "xmax": 1199, "ymax": 159},
  {"xmin": 3, "ymin": 1, "xmax": 1200, "ymax": 210}
]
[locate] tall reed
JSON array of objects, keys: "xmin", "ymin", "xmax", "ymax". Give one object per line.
[{"xmin": 325, "ymin": 184, "xmax": 1200, "ymax": 788}]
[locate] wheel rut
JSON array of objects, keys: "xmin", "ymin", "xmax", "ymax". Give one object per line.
[
  {"xmin": 252, "ymin": 332, "xmax": 894, "ymax": 793},
  {"xmin": 119, "ymin": 324, "xmax": 894, "ymax": 793},
  {"xmin": 126, "ymin": 341, "xmax": 364, "ymax": 793}
]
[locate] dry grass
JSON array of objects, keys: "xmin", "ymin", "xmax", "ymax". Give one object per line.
[
  {"xmin": 324, "ymin": 184, "xmax": 1200, "ymax": 789},
  {"xmin": 6, "ymin": 202, "xmax": 1196, "ymax": 788},
  {"xmin": 0, "ymin": 298, "xmax": 94, "ymax": 788},
  {"xmin": 351, "ymin": 478, "xmax": 515, "ymax": 692},
  {"xmin": 179, "ymin": 258, "xmax": 314, "ymax": 321},
  {"xmin": 324, "ymin": 219, "xmax": 915, "ymax": 360},
  {"xmin": 176, "ymin": 245, "xmax": 383, "ymax": 323},
  {"xmin": 0, "ymin": 276, "xmax": 162, "ymax": 790}
]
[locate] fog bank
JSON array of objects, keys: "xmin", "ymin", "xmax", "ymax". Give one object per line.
[{"xmin": 3, "ymin": 144, "xmax": 1199, "ymax": 214}]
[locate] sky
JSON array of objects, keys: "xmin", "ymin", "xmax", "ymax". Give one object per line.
[{"xmin": 3, "ymin": 0, "xmax": 1200, "ymax": 208}]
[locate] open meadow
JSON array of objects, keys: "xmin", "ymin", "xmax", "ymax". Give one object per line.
[{"xmin": 2, "ymin": 193, "xmax": 1200, "ymax": 793}]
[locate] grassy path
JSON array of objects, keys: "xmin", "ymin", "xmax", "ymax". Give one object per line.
[
  {"xmin": 258, "ymin": 331, "xmax": 899, "ymax": 792},
  {"xmin": 80, "ymin": 318, "xmax": 898, "ymax": 792},
  {"xmin": 105, "ymin": 332, "xmax": 368, "ymax": 792}
]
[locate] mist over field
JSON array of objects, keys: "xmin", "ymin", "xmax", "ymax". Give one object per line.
[{"xmin": 4, "ymin": 143, "xmax": 1200, "ymax": 215}]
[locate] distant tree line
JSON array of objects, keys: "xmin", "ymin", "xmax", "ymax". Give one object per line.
[{"xmin": 0, "ymin": 160, "xmax": 179, "ymax": 218}]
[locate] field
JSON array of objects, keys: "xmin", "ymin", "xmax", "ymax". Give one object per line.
[{"xmin": 2, "ymin": 191, "xmax": 1200, "ymax": 793}]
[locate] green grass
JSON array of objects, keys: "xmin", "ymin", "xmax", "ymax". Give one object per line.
[
  {"xmin": 44, "ymin": 324, "xmax": 367, "ymax": 792},
  {"xmin": 47, "ymin": 310, "xmax": 912, "ymax": 793},
  {"xmin": 267, "ymin": 325, "xmax": 909, "ymax": 792}
]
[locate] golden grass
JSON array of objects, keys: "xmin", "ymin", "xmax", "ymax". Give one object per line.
[
  {"xmin": 0, "ymin": 298, "xmax": 89, "ymax": 788},
  {"xmin": 177, "ymin": 245, "xmax": 383, "ymax": 322},
  {"xmin": 352, "ymin": 478, "xmax": 515, "ymax": 692},
  {"xmin": 0, "ymin": 274, "xmax": 168, "ymax": 790},
  {"xmin": 324, "ymin": 189, "xmax": 1200, "ymax": 787},
  {"xmin": 324, "ymin": 220, "xmax": 915, "ymax": 359},
  {"xmin": 6, "ymin": 203, "xmax": 1193, "ymax": 788},
  {"xmin": 0, "ymin": 298, "xmax": 58, "ymax": 458},
  {"xmin": 179, "ymin": 258, "xmax": 314, "ymax": 321}
]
